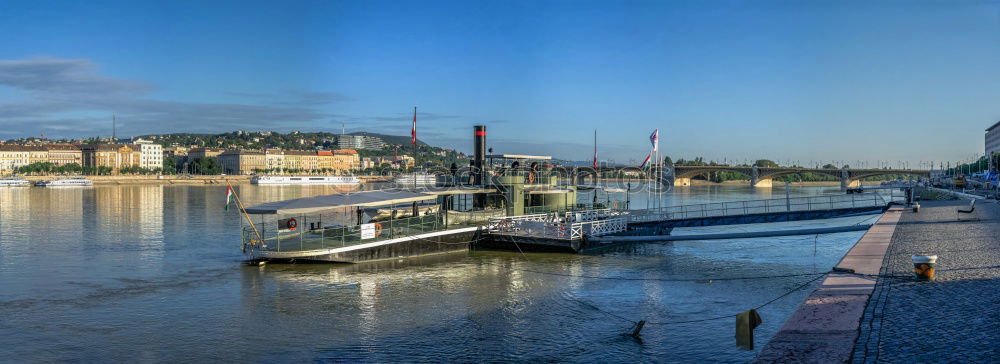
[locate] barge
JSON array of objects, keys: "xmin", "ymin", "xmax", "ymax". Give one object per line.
[
  {"xmin": 251, "ymin": 175, "xmax": 360, "ymax": 185},
  {"xmin": 237, "ymin": 125, "xmax": 596, "ymax": 263}
]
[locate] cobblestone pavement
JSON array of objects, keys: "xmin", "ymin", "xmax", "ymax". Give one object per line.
[{"xmin": 853, "ymin": 200, "xmax": 1000, "ymax": 363}]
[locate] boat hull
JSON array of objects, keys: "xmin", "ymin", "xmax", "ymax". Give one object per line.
[{"xmin": 252, "ymin": 227, "xmax": 480, "ymax": 263}]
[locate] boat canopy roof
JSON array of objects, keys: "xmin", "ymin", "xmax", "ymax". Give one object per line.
[
  {"xmin": 421, "ymin": 186, "xmax": 497, "ymax": 195},
  {"xmin": 244, "ymin": 190, "xmax": 437, "ymax": 215},
  {"xmin": 575, "ymin": 185, "xmax": 628, "ymax": 192},
  {"xmin": 486, "ymin": 154, "xmax": 552, "ymax": 160}
]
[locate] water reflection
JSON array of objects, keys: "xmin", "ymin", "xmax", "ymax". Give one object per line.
[{"xmin": 0, "ymin": 184, "xmax": 870, "ymax": 362}]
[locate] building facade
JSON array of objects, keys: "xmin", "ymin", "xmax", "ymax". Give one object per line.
[
  {"xmin": 80, "ymin": 144, "xmax": 141, "ymax": 171},
  {"xmin": 0, "ymin": 145, "xmax": 30, "ymax": 173},
  {"xmin": 337, "ymin": 135, "xmax": 385, "ymax": 150},
  {"xmin": 331, "ymin": 149, "xmax": 360, "ymax": 171},
  {"xmin": 987, "ymin": 121, "xmax": 1000, "ymax": 159},
  {"xmin": 134, "ymin": 141, "xmax": 163, "ymax": 170},
  {"xmin": 188, "ymin": 147, "xmax": 226, "ymax": 160},
  {"xmin": 46, "ymin": 144, "xmax": 83, "ymax": 166},
  {"xmin": 25, "ymin": 146, "xmax": 49, "ymax": 165},
  {"xmin": 265, "ymin": 149, "xmax": 285, "ymax": 172},
  {"xmin": 360, "ymin": 157, "xmax": 376, "ymax": 169},
  {"xmin": 218, "ymin": 150, "xmax": 266, "ymax": 175},
  {"xmin": 287, "ymin": 151, "xmax": 319, "ymax": 172}
]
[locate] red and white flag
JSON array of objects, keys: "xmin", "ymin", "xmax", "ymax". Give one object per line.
[
  {"xmin": 225, "ymin": 185, "xmax": 234, "ymax": 211},
  {"xmin": 639, "ymin": 152, "xmax": 652, "ymax": 169},
  {"xmin": 649, "ymin": 128, "xmax": 659, "ymax": 153},
  {"xmin": 411, "ymin": 107, "xmax": 417, "ymax": 145}
]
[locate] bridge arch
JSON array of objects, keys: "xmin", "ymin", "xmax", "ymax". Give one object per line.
[
  {"xmin": 673, "ymin": 167, "xmax": 753, "ymax": 180},
  {"xmin": 757, "ymin": 169, "xmax": 842, "ymax": 181},
  {"xmin": 572, "ymin": 167, "xmax": 600, "ymax": 185},
  {"xmin": 847, "ymin": 171, "xmax": 928, "ymax": 183}
]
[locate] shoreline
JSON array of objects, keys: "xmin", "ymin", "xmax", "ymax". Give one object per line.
[
  {"xmin": 755, "ymin": 207, "xmax": 904, "ymax": 363},
  {"xmin": 6, "ymin": 175, "xmax": 895, "ymax": 187},
  {"xmin": 10, "ymin": 175, "xmax": 393, "ymax": 185},
  {"xmin": 601, "ymin": 179, "xmax": 887, "ymax": 187}
]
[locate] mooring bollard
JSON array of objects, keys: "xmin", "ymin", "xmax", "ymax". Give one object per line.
[{"xmin": 911, "ymin": 255, "xmax": 937, "ymax": 280}]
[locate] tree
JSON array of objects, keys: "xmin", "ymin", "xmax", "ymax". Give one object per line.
[
  {"xmin": 163, "ymin": 158, "xmax": 177, "ymax": 174},
  {"xmin": 754, "ymin": 159, "xmax": 779, "ymax": 168},
  {"xmin": 192, "ymin": 157, "xmax": 222, "ymax": 175}
]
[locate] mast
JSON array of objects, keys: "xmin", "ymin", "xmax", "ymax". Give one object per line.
[
  {"xmin": 228, "ymin": 182, "xmax": 263, "ymax": 249},
  {"xmin": 593, "ymin": 129, "xmax": 598, "ymax": 206},
  {"xmin": 593, "ymin": 129, "xmax": 598, "ymax": 185},
  {"xmin": 112, "ymin": 114, "xmax": 117, "ymax": 143}
]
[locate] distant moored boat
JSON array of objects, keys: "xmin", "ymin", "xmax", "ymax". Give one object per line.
[
  {"xmin": 0, "ymin": 177, "xmax": 31, "ymax": 187},
  {"xmin": 251, "ymin": 175, "xmax": 360, "ymax": 185},
  {"xmin": 34, "ymin": 177, "xmax": 93, "ymax": 187},
  {"xmin": 393, "ymin": 172, "xmax": 438, "ymax": 186}
]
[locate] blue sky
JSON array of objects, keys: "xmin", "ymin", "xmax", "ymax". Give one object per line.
[{"xmin": 0, "ymin": 0, "xmax": 998, "ymax": 167}]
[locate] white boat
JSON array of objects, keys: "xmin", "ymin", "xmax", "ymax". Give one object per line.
[
  {"xmin": 251, "ymin": 175, "xmax": 360, "ymax": 185},
  {"xmin": 34, "ymin": 177, "xmax": 93, "ymax": 187},
  {"xmin": 394, "ymin": 173, "xmax": 438, "ymax": 186},
  {"xmin": 0, "ymin": 177, "xmax": 31, "ymax": 187}
]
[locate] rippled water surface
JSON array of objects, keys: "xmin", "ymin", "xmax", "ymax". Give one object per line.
[{"xmin": 0, "ymin": 184, "xmax": 872, "ymax": 362}]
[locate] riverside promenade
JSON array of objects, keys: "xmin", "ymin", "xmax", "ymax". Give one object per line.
[
  {"xmin": 754, "ymin": 207, "xmax": 903, "ymax": 363},
  {"xmin": 757, "ymin": 198, "xmax": 1000, "ymax": 362},
  {"xmin": 852, "ymin": 199, "xmax": 1000, "ymax": 362}
]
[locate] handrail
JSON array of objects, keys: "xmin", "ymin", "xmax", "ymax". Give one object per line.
[
  {"xmin": 624, "ymin": 192, "xmax": 888, "ymax": 223},
  {"xmin": 244, "ymin": 212, "xmax": 457, "ymax": 255},
  {"xmin": 491, "ymin": 215, "xmax": 628, "ymax": 240}
]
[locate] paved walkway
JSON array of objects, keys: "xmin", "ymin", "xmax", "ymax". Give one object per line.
[
  {"xmin": 754, "ymin": 208, "xmax": 902, "ymax": 363},
  {"xmin": 853, "ymin": 200, "xmax": 1000, "ymax": 362}
]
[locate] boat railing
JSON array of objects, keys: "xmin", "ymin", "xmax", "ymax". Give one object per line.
[
  {"xmin": 243, "ymin": 209, "xmax": 506, "ymax": 255},
  {"xmin": 522, "ymin": 202, "xmax": 620, "ymax": 215},
  {"xmin": 488, "ymin": 207, "xmax": 629, "ymax": 240},
  {"xmin": 489, "ymin": 215, "xmax": 628, "ymax": 240},
  {"xmin": 244, "ymin": 213, "xmax": 443, "ymax": 254}
]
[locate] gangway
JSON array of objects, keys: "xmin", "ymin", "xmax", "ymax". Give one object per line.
[{"xmin": 485, "ymin": 193, "xmax": 896, "ymax": 252}]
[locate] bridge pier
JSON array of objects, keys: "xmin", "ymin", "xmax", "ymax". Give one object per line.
[
  {"xmin": 752, "ymin": 178, "xmax": 773, "ymax": 188},
  {"xmin": 841, "ymin": 178, "xmax": 861, "ymax": 190},
  {"xmin": 673, "ymin": 177, "xmax": 691, "ymax": 187}
]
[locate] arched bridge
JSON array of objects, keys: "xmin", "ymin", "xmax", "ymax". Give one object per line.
[
  {"xmin": 565, "ymin": 165, "xmax": 930, "ymax": 189},
  {"xmin": 671, "ymin": 166, "xmax": 929, "ymax": 188}
]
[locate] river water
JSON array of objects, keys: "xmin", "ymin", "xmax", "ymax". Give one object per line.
[{"xmin": 0, "ymin": 184, "xmax": 875, "ymax": 362}]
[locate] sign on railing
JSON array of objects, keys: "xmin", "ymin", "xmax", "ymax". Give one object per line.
[{"xmin": 361, "ymin": 223, "xmax": 377, "ymax": 239}]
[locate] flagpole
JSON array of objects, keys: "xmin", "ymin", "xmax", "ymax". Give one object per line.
[
  {"xmin": 229, "ymin": 182, "xmax": 263, "ymax": 246},
  {"xmin": 646, "ymin": 152, "xmax": 651, "ymax": 210},
  {"xmin": 657, "ymin": 141, "xmax": 662, "ymax": 210},
  {"xmin": 651, "ymin": 129, "xmax": 658, "ymax": 210},
  {"xmin": 654, "ymin": 137, "xmax": 659, "ymax": 210},
  {"xmin": 412, "ymin": 106, "xmax": 417, "ymax": 191}
]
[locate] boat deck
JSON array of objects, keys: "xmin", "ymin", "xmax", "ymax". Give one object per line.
[{"xmin": 243, "ymin": 210, "xmax": 502, "ymax": 257}]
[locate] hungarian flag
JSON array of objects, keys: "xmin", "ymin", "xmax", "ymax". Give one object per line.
[
  {"xmin": 411, "ymin": 106, "xmax": 417, "ymax": 145},
  {"xmin": 639, "ymin": 152, "xmax": 652, "ymax": 170},
  {"xmin": 225, "ymin": 185, "xmax": 235, "ymax": 211}
]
